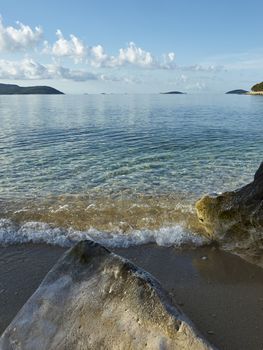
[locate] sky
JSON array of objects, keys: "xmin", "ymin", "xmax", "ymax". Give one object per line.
[{"xmin": 0, "ymin": 0, "xmax": 262, "ymax": 93}]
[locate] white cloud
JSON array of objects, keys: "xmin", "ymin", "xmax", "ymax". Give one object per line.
[
  {"xmin": 100, "ymin": 74, "xmax": 141, "ymax": 84},
  {"xmin": 0, "ymin": 58, "xmax": 139, "ymax": 83},
  {"xmin": 89, "ymin": 44, "xmax": 110, "ymax": 68},
  {"xmin": 115, "ymin": 42, "xmax": 155, "ymax": 67},
  {"xmin": 180, "ymin": 64, "xmax": 225, "ymax": 72},
  {"xmin": 43, "ymin": 30, "xmax": 86, "ymax": 63},
  {"xmin": 0, "ymin": 58, "xmax": 99, "ymax": 81},
  {"xmin": 44, "ymin": 34, "xmax": 177, "ymax": 70},
  {"xmin": 0, "ymin": 15, "xmax": 228, "ymax": 88},
  {"xmin": 162, "ymin": 52, "xmax": 177, "ymax": 69},
  {"xmin": 185, "ymin": 81, "xmax": 206, "ymax": 91},
  {"xmin": 89, "ymin": 42, "xmax": 176, "ymax": 69},
  {"xmin": 180, "ymin": 74, "xmax": 187, "ymax": 82},
  {"xmin": 0, "ymin": 17, "xmax": 42, "ymax": 52}
]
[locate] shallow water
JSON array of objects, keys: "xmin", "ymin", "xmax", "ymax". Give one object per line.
[{"xmin": 0, "ymin": 94, "xmax": 262, "ymax": 246}]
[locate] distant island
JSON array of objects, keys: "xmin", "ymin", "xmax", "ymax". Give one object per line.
[
  {"xmin": 249, "ymin": 81, "xmax": 263, "ymax": 95},
  {"xmin": 0, "ymin": 83, "xmax": 64, "ymax": 95},
  {"xmin": 226, "ymin": 89, "xmax": 248, "ymax": 95},
  {"xmin": 226, "ymin": 82, "xmax": 263, "ymax": 96},
  {"xmin": 160, "ymin": 91, "xmax": 186, "ymax": 95},
  {"xmin": 251, "ymin": 81, "xmax": 263, "ymax": 92}
]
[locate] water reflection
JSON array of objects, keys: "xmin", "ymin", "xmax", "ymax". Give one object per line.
[{"xmin": 0, "ymin": 94, "xmax": 262, "ymax": 201}]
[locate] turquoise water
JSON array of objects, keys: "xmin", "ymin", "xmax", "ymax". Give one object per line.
[{"xmin": 0, "ymin": 94, "xmax": 262, "ymax": 247}]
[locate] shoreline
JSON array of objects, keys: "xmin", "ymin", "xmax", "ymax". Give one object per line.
[
  {"xmin": 1, "ymin": 243, "xmax": 263, "ymax": 349},
  {"xmin": 246, "ymin": 91, "xmax": 263, "ymax": 95}
]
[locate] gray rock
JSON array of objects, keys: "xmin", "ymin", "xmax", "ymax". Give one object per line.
[
  {"xmin": 0, "ymin": 241, "xmax": 214, "ymax": 350},
  {"xmin": 196, "ymin": 162, "xmax": 263, "ymax": 267}
]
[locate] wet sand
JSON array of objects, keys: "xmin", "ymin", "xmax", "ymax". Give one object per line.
[{"xmin": 0, "ymin": 244, "xmax": 263, "ymax": 350}]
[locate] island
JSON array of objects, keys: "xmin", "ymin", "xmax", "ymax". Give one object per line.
[
  {"xmin": 160, "ymin": 91, "xmax": 186, "ymax": 94},
  {"xmin": 225, "ymin": 89, "xmax": 248, "ymax": 95},
  {"xmin": 248, "ymin": 81, "xmax": 263, "ymax": 95},
  {"xmin": 0, "ymin": 83, "xmax": 64, "ymax": 95}
]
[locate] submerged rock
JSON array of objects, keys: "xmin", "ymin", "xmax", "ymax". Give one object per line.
[
  {"xmin": 196, "ymin": 162, "xmax": 263, "ymax": 267},
  {"xmin": 0, "ymin": 240, "xmax": 214, "ymax": 350}
]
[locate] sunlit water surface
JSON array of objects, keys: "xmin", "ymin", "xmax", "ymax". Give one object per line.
[{"xmin": 0, "ymin": 94, "xmax": 262, "ymax": 247}]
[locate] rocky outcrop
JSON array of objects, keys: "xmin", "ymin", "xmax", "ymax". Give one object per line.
[
  {"xmin": 0, "ymin": 240, "xmax": 214, "ymax": 350},
  {"xmin": 196, "ymin": 163, "xmax": 263, "ymax": 267}
]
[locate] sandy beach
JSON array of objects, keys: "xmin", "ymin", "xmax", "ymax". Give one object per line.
[{"xmin": 0, "ymin": 244, "xmax": 262, "ymax": 350}]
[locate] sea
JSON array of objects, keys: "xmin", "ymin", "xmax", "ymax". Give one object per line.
[{"xmin": 0, "ymin": 93, "xmax": 262, "ymax": 248}]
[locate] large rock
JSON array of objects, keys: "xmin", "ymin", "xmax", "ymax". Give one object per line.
[
  {"xmin": 0, "ymin": 241, "xmax": 214, "ymax": 350},
  {"xmin": 196, "ymin": 162, "xmax": 263, "ymax": 266}
]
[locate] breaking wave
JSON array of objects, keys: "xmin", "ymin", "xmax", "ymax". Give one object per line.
[{"xmin": 0, "ymin": 219, "xmax": 206, "ymax": 248}]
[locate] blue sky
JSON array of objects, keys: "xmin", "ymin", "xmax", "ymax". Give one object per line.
[{"xmin": 0, "ymin": 0, "xmax": 262, "ymax": 93}]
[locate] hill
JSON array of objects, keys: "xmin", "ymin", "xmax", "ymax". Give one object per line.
[
  {"xmin": 0, "ymin": 83, "xmax": 64, "ymax": 95},
  {"xmin": 251, "ymin": 82, "xmax": 263, "ymax": 92},
  {"xmin": 226, "ymin": 89, "xmax": 248, "ymax": 95}
]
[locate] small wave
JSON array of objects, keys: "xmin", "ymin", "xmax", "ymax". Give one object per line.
[
  {"xmin": 0, "ymin": 219, "xmax": 206, "ymax": 249},
  {"xmin": 0, "ymin": 193, "xmax": 201, "ymax": 235}
]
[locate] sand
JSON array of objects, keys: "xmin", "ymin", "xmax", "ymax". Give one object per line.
[{"xmin": 0, "ymin": 244, "xmax": 263, "ymax": 350}]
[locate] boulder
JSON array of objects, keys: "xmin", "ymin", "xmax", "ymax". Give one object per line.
[
  {"xmin": 0, "ymin": 240, "xmax": 214, "ymax": 350},
  {"xmin": 196, "ymin": 162, "xmax": 263, "ymax": 266}
]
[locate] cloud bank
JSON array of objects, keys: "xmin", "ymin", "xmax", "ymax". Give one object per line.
[
  {"xmin": 0, "ymin": 16, "xmax": 226, "ymax": 86},
  {"xmin": 0, "ymin": 58, "xmax": 99, "ymax": 81},
  {"xmin": 44, "ymin": 31, "xmax": 177, "ymax": 70}
]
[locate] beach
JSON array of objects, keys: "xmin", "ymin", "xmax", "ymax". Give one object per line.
[
  {"xmin": 0, "ymin": 94, "xmax": 262, "ymax": 348},
  {"xmin": 1, "ymin": 1, "xmax": 263, "ymax": 347},
  {"xmin": 1, "ymin": 243, "xmax": 263, "ymax": 350},
  {"xmin": 247, "ymin": 91, "xmax": 263, "ymax": 95}
]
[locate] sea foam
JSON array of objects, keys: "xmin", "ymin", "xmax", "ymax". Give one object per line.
[{"xmin": 0, "ymin": 219, "xmax": 206, "ymax": 248}]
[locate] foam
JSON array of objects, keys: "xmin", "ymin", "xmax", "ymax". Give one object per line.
[{"xmin": 0, "ymin": 219, "xmax": 206, "ymax": 249}]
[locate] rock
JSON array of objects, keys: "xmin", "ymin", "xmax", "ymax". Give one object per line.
[
  {"xmin": 0, "ymin": 240, "xmax": 214, "ymax": 350},
  {"xmin": 195, "ymin": 162, "xmax": 263, "ymax": 267}
]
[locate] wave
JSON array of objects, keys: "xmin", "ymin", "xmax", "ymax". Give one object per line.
[
  {"xmin": 0, "ymin": 219, "xmax": 206, "ymax": 248},
  {"xmin": 0, "ymin": 193, "xmax": 203, "ymax": 235}
]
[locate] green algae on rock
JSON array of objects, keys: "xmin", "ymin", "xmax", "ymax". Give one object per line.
[{"xmin": 195, "ymin": 162, "xmax": 263, "ymax": 267}]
